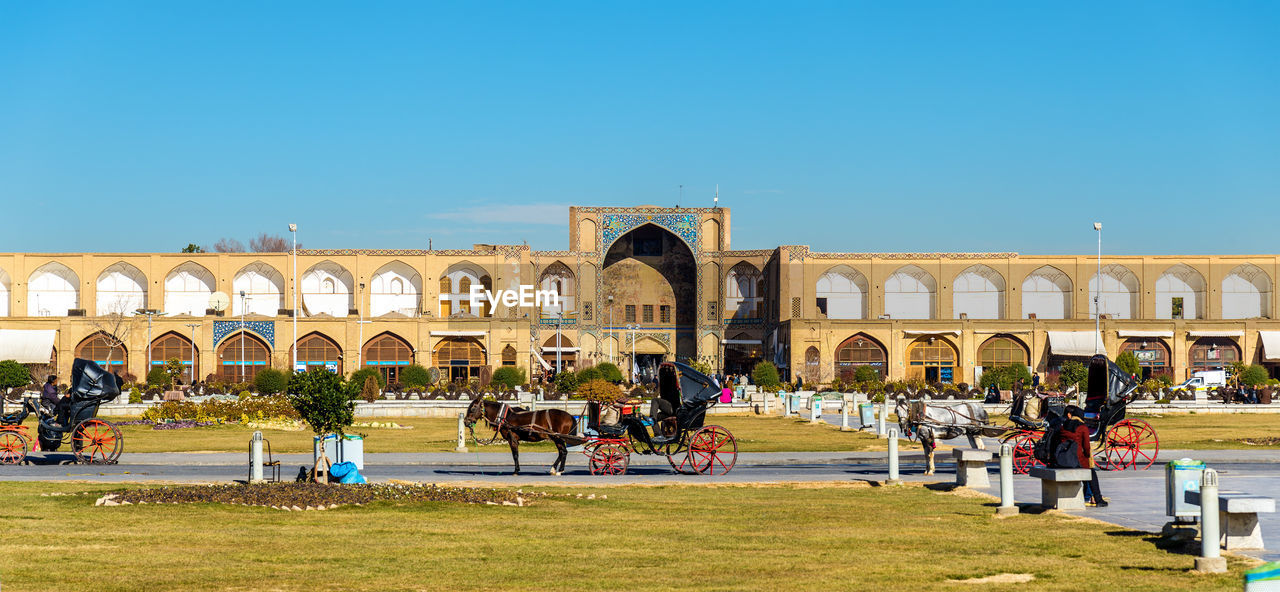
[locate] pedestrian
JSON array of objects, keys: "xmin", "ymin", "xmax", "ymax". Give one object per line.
[
  {"xmin": 985, "ymin": 383, "xmax": 999, "ymax": 404},
  {"xmin": 1031, "ymin": 373, "xmax": 1040, "ymax": 390},
  {"xmin": 1058, "ymin": 405, "xmax": 1107, "ymax": 507},
  {"xmin": 720, "ymin": 382, "xmax": 733, "ymax": 403}
]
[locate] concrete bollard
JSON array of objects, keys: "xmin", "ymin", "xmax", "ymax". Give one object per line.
[
  {"xmin": 876, "ymin": 406, "xmax": 886, "ymax": 437},
  {"xmin": 250, "ymin": 431, "xmax": 264, "ymax": 483},
  {"xmin": 455, "ymin": 412, "xmax": 468, "ymax": 452},
  {"xmin": 997, "ymin": 443, "xmax": 1017, "ymax": 516},
  {"xmin": 810, "ymin": 397, "xmax": 822, "ymax": 424},
  {"xmin": 763, "ymin": 392, "xmax": 771, "ymax": 415},
  {"xmin": 887, "ymin": 427, "xmax": 902, "ymax": 485},
  {"xmin": 840, "ymin": 398, "xmax": 851, "ymax": 431},
  {"xmin": 1195, "ymin": 468, "xmax": 1227, "ymax": 573}
]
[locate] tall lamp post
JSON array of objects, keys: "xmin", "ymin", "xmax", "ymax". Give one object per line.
[
  {"xmin": 239, "ymin": 291, "xmax": 248, "ymax": 382},
  {"xmin": 1093, "ymin": 222, "xmax": 1102, "ymax": 355},
  {"xmin": 135, "ymin": 309, "xmax": 161, "ymax": 379},
  {"xmin": 607, "ymin": 295, "xmax": 614, "ymax": 364},
  {"xmin": 626, "ymin": 323, "xmax": 639, "ymax": 382},
  {"xmin": 356, "ymin": 282, "xmax": 369, "ymax": 368},
  {"xmin": 555, "ymin": 310, "xmax": 563, "ymax": 374},
  {"xmin": 289, "ymin": 223, "xmax": 298, "ymax": 373},
  {"xmin": 184, "ymin": 323, "xmax": 200, "ymax": 384}
]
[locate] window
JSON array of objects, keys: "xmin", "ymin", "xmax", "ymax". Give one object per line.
[
  {"xmin": 296, "ymin": 333, "xmax": 342, "ymax": 374},
  {"xmin": 816, "ymin": 298, "xmax": 828, "ymax": 316},
  {"xmin": 976, "ymin": 336, "xmax": 1028, "ymax": 369},
  {"xmin": 659, "ymin": 305, "xmax": 671, "ymax": 323},
  {"xmin": 151, "ymin": 333, "xmax": 197, "ymax": 383},
  {"xmin": 1172, "ymin": 297, "xmax": 1184, "ymax": 320},
  {"xmin": 583, "ymin": 302, "xmax": 592, "ymax": 321},
  {"xmin": 643, "ymin": 305, "xmax": 654, "ymax": 323},
  {"xmin": 75, "ymin": 334, "xmax": 126, "ymax": 374},
  {"xmin": 501, "ymin": 345, "xmax": 517, "ymax": 366},
  {"xmin": 625, "ymin": 305, "xmax": 636, "ymax": 323},
  {"xmin": 363, "ymin": 333, "xmax": 413, "ymax": 385},
  {"xmin": 218, "ymin": 333, "xmax": 271, "ymax": 382},
  {"xmin": 707, "ymin": 302, "xmax": 717, "ymax": 321}
]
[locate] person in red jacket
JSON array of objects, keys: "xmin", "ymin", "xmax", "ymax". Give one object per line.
[{"xmin": 1060, "ymin": 405, "xmax": 1107, "ymax": 507}]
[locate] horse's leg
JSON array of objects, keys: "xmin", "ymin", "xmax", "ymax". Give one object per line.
[
  {"xmin": 552, "ymin": 437, "xmax": 567, "ymax": 476},
  {"xmin": 970, "ymin": 430, "xmax": 986, "ymax": 450},
  {"xmin": 507, "ymin": 433, "xmax": 521, "ymax": 476},
  {"xmin": 922, "ymin": 429, "xmax": 935, "ymax": 475}
]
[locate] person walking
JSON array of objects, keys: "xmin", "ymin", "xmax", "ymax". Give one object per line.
[{"xmin": 1031, "ymin": 373, "xmax": 1040, "ymax": 390}]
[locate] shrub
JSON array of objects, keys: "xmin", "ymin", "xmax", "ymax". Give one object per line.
[
  {"xmin": 142, "ymin": 395, "xmax": 300, "ymax": 423},
  {"xmin": 360, "ymin": 375, "xmax": 381, "ymax": 403},
  {"xmin": 752, "ymin": 361, "xmax": 781, "ymax": 391},
  {"xmin": 254, "ymin": 367, "xmax": 289, "ymax": 396},
  {"xmin": 0, "ymin": 360, "xmax": 29, "ymax": 391},
  {"xmin": 128, "ymin": 386, "xmax": 142, "ymax": 404},
  {"xmin": 491, "ymin": 366, "xmax": 526, "ymax": 389},
  {"xmin": 852, "ymin": 365, "xmax": 880, "ymax": 385},
  {"xmin": 146, "ymin": 367, "xmax": 172, "ymax": 390},
  {"xmin": 553, "ymin": 370, "xmax": 579, "ymax": 393},
  {"xmin": 1116, "ymin": 352, "xmax": 1141, "ymax": 380},
  {"xmin": 578, "ymin": 379, "xmax": 623, "ymax": 404},
  {"xmin": 400, "ymin": 364, "xmax": 432, "ymax": 388},
  {"xmin": 347, "ymin": 368, "xmax": 384, "ymax": 394},
  {"xmin": 1058, "ymin": 360, "xmax": 1088, "ymax": 390},
  {"xmin": 978, "ymin": 364, "xmax": 1033, "ymax": 391},
  {"xmin": 165, "ymin": 358, "xmax": 185, "ymax": 386},
  {"xmin": 595, "ymin": 362, "xmax": 623, "ymax": 383},
  {"xmin": 577, "ymin": 366, "xmax": 604, "ymax": 382},
  {"xmin": 1240, "ymin": 364, "xmax": 1270, "ymax": 387},
  {"xmin": 287, "ymin": 367, "xmax": 356, "ymax": 437},
  {"xmin": 687, "ymin": 360, "xmax": 714, "ymax": 375}
]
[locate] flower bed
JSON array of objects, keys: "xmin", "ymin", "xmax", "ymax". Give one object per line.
[{"xmin": 96, "ymin": 483, "xmax": 537, "ymax": 508}]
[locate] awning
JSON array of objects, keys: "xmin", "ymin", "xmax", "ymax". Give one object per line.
[
  {"xmin": 1187, "ymin": 330, "xmax": 1244, "ymax": 338},
  {"xmin": 430, "ymin": 330, "xmax": 486, "ymax": 337},
  {"xmin": 541, "ymin": 347, "xmax": 580, "ymax": 353},
  {"xmin": 903, "ymin": 329, "xmax": 962, "ymax": 337},
  {"xmin": 1260, "ymin": 331, "xmax": 1280, "ymax": 362},
  {"xmin": 722, "ymin": 339, "xmax": 763, "ymax": 345},
  {"xmin": 531, "ymin": 351, "xmax": 552, "ymax": 370},
  {"xmin": 1116, "ymin": 330, "xmax": 1173, "ymax": 338},
  {"xmin": 1047, "ymin": 331, "xmax": 1105, "ymax": 357},
  {"xmin": 0, "ymin": 329, "xmax": 57, "ymax": 364}
]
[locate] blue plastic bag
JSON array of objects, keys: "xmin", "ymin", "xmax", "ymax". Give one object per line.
[{"xmin": 328, "ymin": 461, "xmax": 366, "ymax": 484}]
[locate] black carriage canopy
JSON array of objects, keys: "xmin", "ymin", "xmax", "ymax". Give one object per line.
[
  {"xmin": 1085, "ymin": 354, "xmax": 1138, "ymax": 413},
  {"xmin": 658, "ymin": 362, "xmax": 722, "ymax": 406},
  {"xmin": 69, "ymin": 358, "xmax": 121, "ymax": 402}
]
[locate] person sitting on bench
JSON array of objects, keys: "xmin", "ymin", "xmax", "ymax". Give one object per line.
[{"xmin": 1057, "ymin": 405, "xmax": 1107, "ymax": 507}]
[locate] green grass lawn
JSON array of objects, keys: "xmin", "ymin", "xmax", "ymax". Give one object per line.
[{"xmin": 0, "ymin": 481, "xmax": 1251, "ymax": 591}]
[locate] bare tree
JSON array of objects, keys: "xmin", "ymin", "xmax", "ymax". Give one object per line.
[
  {"xmin": 89, "ymin": 297, "xmax": 138, "ymax": 368},
  {"xmin": 212, "ymin": 238, "xmax": 246, "ymax": 253},
  {"xmin": 250, "ymin": 233, "xmax": 294, "ymax": 252}
]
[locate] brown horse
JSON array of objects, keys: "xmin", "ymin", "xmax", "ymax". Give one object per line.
[{"xmin": 464, "ymin": 398, "xmax": 576, "ymax": 475}]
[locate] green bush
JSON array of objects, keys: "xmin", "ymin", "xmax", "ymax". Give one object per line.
[
  {"xmin": 400, "ymin": 364, "xmax": 432, "ymax": 388},
  {"xmin": 752, "ymin": 361, "xmax": 781, "ymax": 391},
  {"xmin": 254, "ymin": 367, "xmax": 289, "ymax": 396},
  {"xmin": 0, "ymin": 360, "xmax": 29, "ymax": 391},
  {"xmin": 146, "ymin": 367, "xmax": 172, "ymax": 389},
  {"xmin": 852, "ymin": 365, "xmax": 880, "ymax": 385},
  {"xmin": 1240, "ymin": 364, "xmax": 1270, "ymax": 387},
  {"xmin": 1058, "ymin": 360, "xmax": 1088, "ymax": 390},
  {"xmin": 287, "ymin": 367, "xmax": 356, "ymax": 437},
  {"xmin": 1116, "ymin": 352, "xmax": 1141, "ymax": 380},
  {"xmin": 978, "ymin": 364, "xmax": 1033, "ymax": 391},
  {"xmin": 346, "ymin": 367, "xmax": 385, "ymax": 398},
  {"xmin": 594, "ymin": 362, "xmax": 624, "ymax": 383},
  {"xmin": 687, "ymin": 360, "xmax": 714, "ymax": 375},
  {"xmin": 579, "ymin": 379, "xmax": 623, "ymax": 404},
  {"xmin": 142, "ymin": 394, "xmax": 300, "ymax": 422},
  {"xmin": 491, "ymin": 366, "xmax": 527, "ymax": 389},
  {"xmin": 553, "ymin": 370, "xmax": 579, "ymax": 393},
  {"xmin": 128, "ymin": 386, "xmax": 142, "ymax": 404},
  {"xmin": 577, "ymin": 366, "xmax": 604, "ymax": 382},
  {"xmin": 360, "ymin": 375, "xmax": 382, "ymax": 403}
]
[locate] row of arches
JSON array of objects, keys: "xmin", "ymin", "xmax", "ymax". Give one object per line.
[
  {"xmin": 820, "ymin": 332, "xmax": 1245, "ymax": 384},
  {"xmin": 0, "ymin": 259, "xmax": 582, "ymax": 320},
  {"xmin": 752, "ymin": 262, "xmax": 1273, "ymax": 321}
]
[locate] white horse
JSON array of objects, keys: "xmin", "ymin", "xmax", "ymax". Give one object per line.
[{"xmin": 895, "ymin": 395, "xmax": 991, "ymax": 475}]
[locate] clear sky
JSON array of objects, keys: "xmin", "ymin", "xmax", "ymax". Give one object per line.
[{"xmin": 1, "ymin": 2, "xmax": 1277, "ymax": 255}]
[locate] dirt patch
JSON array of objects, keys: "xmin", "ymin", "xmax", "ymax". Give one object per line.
[
  {"xmin": 947, "ymin": 573, "xmax": 1034, "ymax": 584},
  {"xmin": 1241, "ymin": 437, "xmax": 1280, "ymax": 446},
  {"xmin": 97, "ymin": 483, "xmax": 538, "ymax": 509}
]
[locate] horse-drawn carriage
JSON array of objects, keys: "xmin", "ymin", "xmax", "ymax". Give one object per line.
[
  {"xmin": 0, "ymin": 358, "xmax": 124, "ymax": 465},
  {"xmin": 465, "ymin": 361, "xmax": 737, "ymax": 476},
  {"xmin": 897, "ymin": 354, "xmax": 1158, "ymax": 475},
  {"xmin": 1002, "ymin": 354, "xmax": 1158, "ymax": 473}
]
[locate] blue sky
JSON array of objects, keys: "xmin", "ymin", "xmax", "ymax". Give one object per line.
[{"xmin": 1, "ymin": 2, "xmax": 1277, "ymax": 254}]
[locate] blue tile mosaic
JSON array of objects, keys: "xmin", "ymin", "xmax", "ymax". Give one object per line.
[
  {"xmin": 213, "ymin": 320, "xmax": 275, "ymax": 348},
  {"xmin": 601, "ymin": 213, "xmax": 700, "ymax": 254}
]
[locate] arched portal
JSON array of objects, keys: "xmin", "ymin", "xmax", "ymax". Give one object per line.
[
  {"xmin": 363, "ymin": 332, "xmax": 414, "ymax": 385},
  {"xmin": 542, "ymin": 335, "xmax": 577, "ymax": 373},
  {"xmin": 217, "ymin": 331, "xmax": 271, "ymax": 382},
  {"xmin": 151, "ymin": 331, "xmax": 198, "ymax": 384},
  {"xmin": 602, "ymin": 223, "xmax": 697, "ymax": 361},
  {"xmin": 294, "ymin": 332, "xmax": 343, "ymax": 374},
  {"xmin": 74, "ymin": 332, "xmax": 127, "ymax": 374},
  {"xmin": 434, "ymin": 337, "xmax": 486, "ymax": 383},
  {"xmin": 1120, "ymin": 338, "xmax": 1171, "ymax": 380},
  {"xmin": 906, "ymin": 335, "xmax": 958, "ymax": 383},
  {"xmin": 834, "ymin": 333, "xmax": 886, "ymax": 380}
]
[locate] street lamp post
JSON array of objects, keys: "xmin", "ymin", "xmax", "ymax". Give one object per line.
[
  {"xmin": 289, "ymin": 223, "xmax": 298, "ymax": 373},
  {"xmin": 184, "ymin": 323, "xmax": 200, "ymax": 384},
  {"xmin": 356, "ymin": 282, "xmax": 368, "ymax": 368},
  {"xmin": 607, "ymin": 295, "xmax": 614, "ymax": 364},
  {"xmin": 239, "ymin": 291, "xmax": 247, "ymax": 382},
  {"xmin": 1093, "ymin": 222, "xmax": 1102, "ymax": 354},
  {"xmin": 555, "ymin": 310, "xmax": 563, "ymax": 374},
  {"xmin": 135, "ymin": 309, "xmax": 161, "ymax": 379},
  {"xmin": 626, "ymin": 324, "xmax": 638, "ymax": 382}
]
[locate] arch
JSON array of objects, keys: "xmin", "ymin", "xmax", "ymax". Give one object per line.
[
  {"xmin": 603, "ymin": 223, "xmax": 698, "ymax": 360},
  {"xmin": 164, "ymin": 261, "xmax": 215, "ymax": 317},
  {"xmin": 74, "ymin": 332, "xmax": 127, "ymax": 373},
  {"xmin": 578, "ymin": 218, "xmax": 598, "ymax": 251},
  {"xmin": 151, "ymin": 331, "xmax": 198, "ymax": 384},
  {"xmin": 542, "ymin": 334, "xmax": 576, "ymax": 372},
  {"xmin": 701, "ymin": 218, "xmax": 721, "ymax": 252},
  {"xmin": 370, "ymin": 261, "xmax": 422, "ymax": 318},
  {"xmin": 1154, "ymin": 264, "xmax": 1206, "ymax": 320},
  {"xmin": 803, "ymin": 346, "xmax": 820, "ymax": 384},
  {"xmin": 433, "ymin": 336, "xmax": 486, "ymax": 382},
  {"xmin": 1089, "ymin": 264, "xmax": 1140, "ymax": 319},
  {"xmin": 1188, "ymin": 337, "xmax": 1240, "ymax": 377},
  {"xmin": 725, "ymin": 261, "xmax": 763, "ymax": 320},
  {"xmin": 1119, "ymin": 338, "xmax": 1171, "ymax": 380},
  {"xmin": 301, "ymin": 261, "xmax": 354, "ymax": 318},
  {"xmin": 294, "ymin": 331, "xmax": 343, "ymax": 374},
  {"xmin": 632, "ymin": 336, "xmax": 668, "ymax": 355},
  {"xmin": 501, "ymin": 344, "xmax": 517, "ymax": 366},
  {"xmin": 217, "ymin": 331, "xmax": 271, "ymax": 382},
  {"xmin": 438, "ymin": 262, "xmax": 489, "ymax": 318},
  {"xmin": 834, "ymin": 333, "xmax": 886, "ymax": 380},
  {"xmin": 952, "ymin": 264, "xmax": 1005, "ymax": 320},
  {"xmin": 1222, "ymin": 263, "xmax": 1272, "ymax": 320},
  {"xmin": 723, "ymin": 331, "xmax": 762, "ymax": 375},
  {"xmin": 816, "ymin": 265, "xmax": 868, "ymax": 320},
  {"xmin": 976, "ymin": 334, "xmax": 1029, "ymax": 369},
  {"xmin": 0, "ymin": 267, "xmax": 10, "ymax": 316},
  {"xmin": 906, "ymin": 335, "xmax": 958, "ymax": 383},
  {"xmin": 1021, "ymin": 265, "xmax": 1072, "ymax": 319},
  {"xmin": 364, "ymin": 332, "xmax": 414, "ymax": 385},
  {"xmin": 232, "ymin": 262, "xmax": 285, "ymax": 317},
  {"xmin": 539, "ymin": 261, "xmax": 577, "ymax": 315},
  {"xmin": 95, "ymin": 262, "xmax": 148, "ymax": 316},
  {"xmin": 27, "ymin": 262, "xmax": 80, "ymax": 316},
  {"xmin": 884, "ymin": 265, "xmax": 936, "ymax": 320}
]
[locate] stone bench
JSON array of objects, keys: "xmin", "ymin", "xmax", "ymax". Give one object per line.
[
  {"xmin": 1029, "ymin": 467, "xmax": 1091, "ymax": 510},
  {"xmin": 952, "ymin": 448, "xmax": 994, "ymax": 487},
  {"xmin": 1186, "ymin": 490, "xmax": 1276, "ymax": 550}
]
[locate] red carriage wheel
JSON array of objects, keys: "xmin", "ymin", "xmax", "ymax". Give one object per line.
[
  {"xmin": 1125, "ymin": 419, "xmax": 1160, "ymax": 470},
  {"xmin": 587, "ymin": 442, "xmax": 630, "ymax": 476},
  {"xmin": 72, "ymin": 419, "xmax": 123, "ymax": 464},
  {"xmin": 0, "ymin": 431, "xmax": 28, "ymax": 465},
  {"xmin": 687, "ymin": 425, "xmax": 737, "ymax": 475},
  {"xmin": 1102, "ymin": 419, "xmax": 1158, "ymax": 471},
  {"xmin": 1003, "ymin": 431, "xmax": 1043, "ymax": 475}
]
